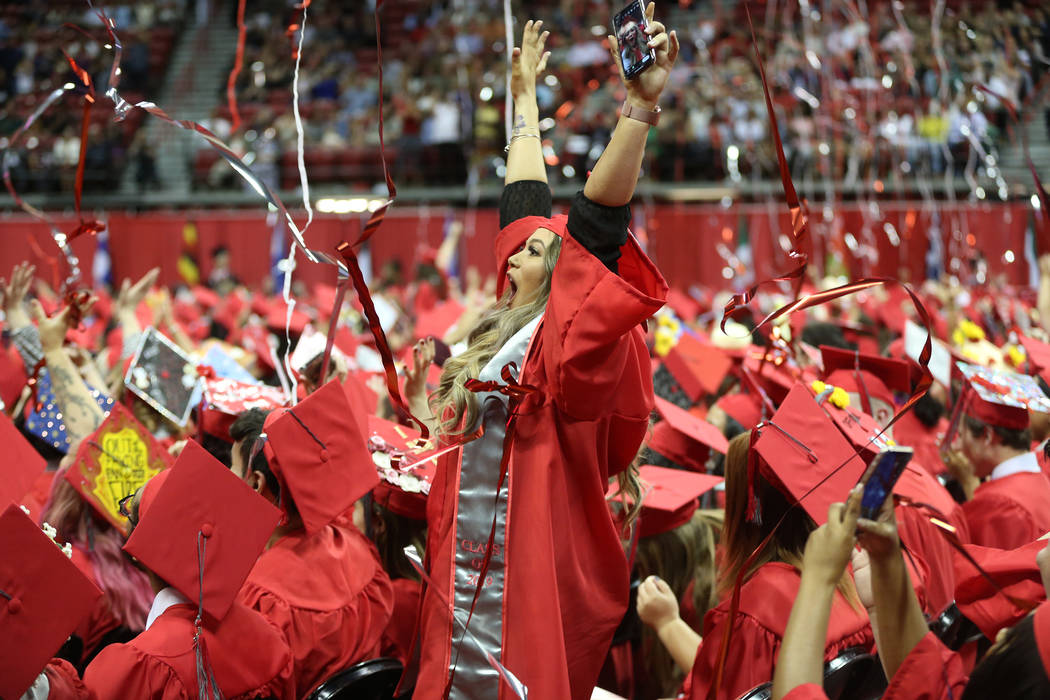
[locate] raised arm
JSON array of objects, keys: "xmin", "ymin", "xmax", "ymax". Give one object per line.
[
  {"xmin": 586, "ymin": 2, "xmax": 679, "ymax": 206},
  {"xmin": 505, "ymin": 20, "xmax": 550, "ymax": 186},
  {"xmin": 773, "ymin": 492, "xmax": 860, "ymax": 700},
  {"xmin": 31, "ymin": 300, "xmax": 106, "ymax": 440},
  {"xmin": 2, "ymin": 263, "xmax": 45, "ymax": 370}
]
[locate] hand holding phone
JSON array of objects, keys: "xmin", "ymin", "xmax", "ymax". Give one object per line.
[
  {"xmin": 612, "ymin": 0, "xmax": 656, "ymax": 79},
  {"xmin": 856, "ymin": 446, "xmax": 914, "ymax": 521}
]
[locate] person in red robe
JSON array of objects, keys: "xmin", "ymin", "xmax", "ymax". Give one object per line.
[
  {"xmin": 229, "ymin": 381, "xmax": 394, "ymax": 695},
  {"xmin": 944, "ymin": 376, "xmax": 1050, "ymax": 549},
  {"xmin": 411, "ymin": 13, "xmax": 675, "ymax": 700},
  {"xmin": 77, "ymin": 442, "xmax": 296, "ymax": 699}
]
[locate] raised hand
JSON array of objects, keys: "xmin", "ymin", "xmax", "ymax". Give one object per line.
[
  {"xmin": 511, "ymin": 20, "xmax": 551, "ymax": 100},
  {"xmin": 116, "ymin": 267, "xmax": 160, "ymax": 316},
  {"xmin": 1, "ymin": 262, "xmax": 36, "ymax": 328},
  {"xmin": 607, "ymin": 2, "xmax": 680, "ymax": 109},
  {"xmin": 801, "ymin": 487, "xmax": 861, "ymax": 586},
  {"xmin": 404, "ymin": 336, "xmax": 436, "ymax": 403}
]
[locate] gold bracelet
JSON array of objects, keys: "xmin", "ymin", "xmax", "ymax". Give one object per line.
[{"xmin": 504, "ymin": 132, "xmax": 541, "ymax": 153}]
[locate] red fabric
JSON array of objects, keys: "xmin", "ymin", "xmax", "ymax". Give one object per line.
[
  {"xmin": 686, "ymin": 563, "xmax": 874, "ymax": 700},
  {"xmin": 782, "ymin": 684, "xmax": 828, "ymax": 700},
  {"xmin": 83, "ymin": 602, "xmax": 295, "ymax": 699},
  {"xmin": 880, "ymin": 632, "xmax": 968, "ymax": 700},
  {"xmin": 418, "ymin": 232, "xmax": 667, "ymax": 700},
  {"xmin": 954, "ymin": 540, "xmax": 1047, "ymax": 640},
  {"xmin": 893, "ymin": 413, "xmax": 948, "ymax": 477},
  {"xmin": 43, "ymin": 658, "xmax": 96, "ymax": 699},
  {"xmin": 895, "ymin": 504, "xmax": 959, "ymax": 616},
  {"xmin": 68, "ymin": 546, "xmax": 123, "ymax": 664},
  {"xmin": 963, "ymin": 470, "xmax": 1050, "ymax": 549},
  {"xmin": 380, "ymin": 577, "xmax": 422, "ymax": 667},
  {"xmin": 236, "ymin": 523, "xmax": 394, "ymax": 694}
]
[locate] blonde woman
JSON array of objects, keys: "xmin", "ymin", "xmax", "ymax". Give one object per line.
[{"xmin": 412, "ymin": 6, "xmax": 677, "ymax": 699}]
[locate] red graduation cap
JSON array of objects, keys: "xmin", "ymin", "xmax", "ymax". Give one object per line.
[
  {"xmin": 954, "ymin": 361, "xmax": 1050, "ymax": 431},
  {"xmin": 65, "ymin": 403, "xmax": 173, "ymax": 529},
  {"xmin": 820, "ymin": 345, "xmax": 912, "ymax": 412},
  {"xmin": 715, "ymin": 392, "xmax": 763, "ymax": 430},
  {"xmin": 1019, "ymin": 335, "xmax": 1050, "ymax": 386},
  {"xmin": 265, "ymin": 300, "xmax": 312, "ymax": 336},
  {"xmin": 649, "ymin": 397, "xmax": 729, "ymax": 471},
  {"xmin": 634, "ymin": 465, "xmax": 723, "ymax": 538},
  {"xmin": 198, "ymin": 375, "xmax": 287, "ymax": 441},
  {"xmin": 0, "ymin": 413, "xmax": 47, "ymax": 509},
  {"xmin": 415, "ymin": 300, "xmax": 464, "ymax": 342},
  {"xmin": 191, "ymin": 285, "xmax": 221, "ymax": 309},
  {"xmin": 741, "ymin": 350, "xmax": 797, "ymax": 406},
  {"xmin": 751, "ymin": 384, "xmax": 868, "ymax": 525},
  {"xmin": 123, "ymin": 440, "xmax": 281, "ymax": 620},
  {"xmin": 665, "ymin": 288, "xmax": 701, "ymax": 324},
  {"xmin": 263, "ymin": 379, "xmax": 377, "ymax": 533},
  {"xmin": 815, "ymin": 392, "xmax": 894, "ymax": 464},
  {"xmin": 367, "ymin": 415, "xmax": 439, "ymax": 520},
  {"xmin": 0, "ymin": 503, "xmax": 102, "ymax": 699},
  {"xmin": 663, "ymin": 333, "xmax": 733, "ymax": 403},
  {"xmin": 494, "ymin": 214, "xmax": 567, "ymax": 298},
  {"xmin": 241, "ymin": 323, "xmax": 276, "ymax": 373}
]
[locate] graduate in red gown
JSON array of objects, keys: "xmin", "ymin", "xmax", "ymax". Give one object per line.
[
  {"xmin": 944, "ymin": 371, "xmax": 1050, "ymax": 549},
  {"xmin": 79, "ymin": 441, "xmax": 296, "ymax": 699},
  {"xmin": 0, "ymin": 503, "xmax": 101, "ymax": 700},
  {"xmin": 681, "ymin": 387, "xmax": 874, "ymax": 700},
  {"xmin": 411, "ymin": 12, "xmax": 674, "ymax": 700},
  {"xmin": 230, "ymin": 380, "xmax": 394, "ymax": 695}
]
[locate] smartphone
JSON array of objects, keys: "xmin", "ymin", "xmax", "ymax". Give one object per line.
[
  {"xmin": 856, "ymin": 446, "xmax": 914, "ymax": 520},
  {"xmin": 612, "ymin": 0, "xmax": 656, "ymax": 79}
]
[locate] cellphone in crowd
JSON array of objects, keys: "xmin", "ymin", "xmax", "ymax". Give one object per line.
[
  {"xmin": 612, "ymin": 0, "xmax": 656, "ymax": 79},
  {"xmin": 856, "ymin": 445, "xmax": 914, "ymax": 521}
]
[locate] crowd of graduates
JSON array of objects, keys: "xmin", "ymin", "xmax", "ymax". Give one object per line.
[{"xmin": 6, "ymin": 6, "xmax": 1050, "ymax": 700}]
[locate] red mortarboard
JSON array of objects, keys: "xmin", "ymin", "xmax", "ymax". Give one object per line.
[
  {"xmin": 265, "ymin": 301, "xmax": 312, "ymax": 336},
  {"xmin": 65, "ymin": 403, "xmax": 173, "ymax": 529},
  {"xmin": 367, "ymin": 415, "xmax": 439, "ymax": 520},
  {"xmin": 816, "ymin": 396, "xmax": 894, "ymax": 464},
  {"xmin": 634, "ymin": 465, "xmax": 723, "ymax": 538},
  {"xmin": 0, "ymin": 503, "xmax": 102, "ymax": 699},
  {"xmin": 415, "ymin": 300, "xmax": 465, "ymax": 342},
  {"xmin": 663, "ymin": 333, "xmax": 732, "ymax": 403},
  {"xmin": 956, "ymin": 361, "xmax": 1050, "ymax": 430},
  {"xmin": 752, "ymin": 384, "xmax": 868, "ymax": 525},
  {"xmin": 263, "ymin": 379, "xmax": 377, "ymax": 533},
  {"xmin": 821, "ymin": 345, "xmax": 912, "ymax": 401},
  {"xmin": 665, "ymin": 288, "xmax": 701, "ymax": 324},
  {"xmin": 198, "ymin": 376, "xmax": 286, "ymax": 441},
  {"xmin": 648, "ymin": 397, "xmax": 729, "ymax": 471},
  {"xmin": 241, "ymin": 324, "xmax": 276, "ymax": 373},
  {"xmin": 741, "ymin": 351, "xmax": 797, "ymax": 406},
  {"xmin": 191, "ymin": 285, "xmax": 220, "ymax": 309},
  {"xmin": 1019, "ymin": 335, "xmax": 1050, "ymax": 386},
  {"xmin": 716, "ymin": 392, "xmax": 763, "ymax": 430},
  {"xmin": 0, "ymin": 413, "xmax": 47, "ymax": 509},
  {"xmin": 123, "ymin": 440, "xmax": 281, "ymax": 620},
  {"xmin": 342, "ymin": 373, "xmax": 377, "ymax": 439},
  {"xmin": 494, "ymin": 215, "xmax": 567, "ymax": 298}
]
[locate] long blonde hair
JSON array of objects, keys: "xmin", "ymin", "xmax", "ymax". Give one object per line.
[{"xmin": 430, "ymin": 236, "xmax": 562, "ymax": 436}]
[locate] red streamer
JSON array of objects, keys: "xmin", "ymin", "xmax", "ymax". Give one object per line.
[{"xmin": 226, "ymin": 0, "xmax": 247, "ymax": 133}]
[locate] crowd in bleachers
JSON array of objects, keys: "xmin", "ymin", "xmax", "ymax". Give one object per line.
[
  {"xmin": 0, "ymin": 1, "xmax": 184, "ymax": 194},
  {"xmin": 196, "ymin": 0, "xmax": 1050, "ymax": 190}
]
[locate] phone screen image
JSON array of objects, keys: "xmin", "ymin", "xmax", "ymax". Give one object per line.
[
  {"xmin": 858, "ymin": 447, "xmax": 914, "ymax": 520},
  {"xmin": 614, "ymin": 1, "xmax": 654, "ymax": 78}
]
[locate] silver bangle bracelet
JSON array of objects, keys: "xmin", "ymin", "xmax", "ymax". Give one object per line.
[{"xmin": 504, "ymin": 132, "xmax": 541, "ymax": 153}]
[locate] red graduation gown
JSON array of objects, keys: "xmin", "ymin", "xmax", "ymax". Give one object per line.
[
  {"xmin": 417, "ymin": 233, "xmax": 667, "ymax": 699},
  {"xmin": 880, "ymin": 632, "xmax": 968, "ymax": 700},
  {"xmin": 236, "ymin": 522, "xmax": 394, "ymax": 694},
  {"xmin": 963, "ymin": 470, "xmax": 1050, "ymax": 549},
  {"xmin": 953, "ymin": 539, "xmax": 1047, "ymax": 640},
  {"xmin": 782, "ymin": 684, "xmax": 828, "ymax": 700},
  {"xmin": 82, "ymin": 602, "xmax": 295, "ymax": 699},
  {"xmin": 686, "ymin": 563, "xmax": 874, "ymax": 700},
  {"xmin": 41, "ymin": 659, "xmax": 96, "ymax": 700},
  {"xmin": 67, "ymin": 545, "xmax": 125, "ymax": 661},
  {"xmin": 380, "ymin": 577, "xmax": 422, "ymax": 667}
]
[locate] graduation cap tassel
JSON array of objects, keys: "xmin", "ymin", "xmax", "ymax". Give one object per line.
[{"xmin": 194, "ymin": 530, "xmax": 224, "ymax": 700}]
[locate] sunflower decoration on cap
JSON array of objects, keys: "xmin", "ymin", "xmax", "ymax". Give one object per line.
[{"xmin": 811, "ymin": 380, "xmax": 850, "ymax": 409}]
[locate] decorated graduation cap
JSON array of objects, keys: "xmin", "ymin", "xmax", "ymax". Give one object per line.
[
  {"xmin": 662, "ymin": 333, "xmax": 733, "ymax": 403},
  {"xmin": 199, "ymin": 343, "xmax": 258, "ymax": 384},
  {"xmin": 634, "ymin": 465, "xmax": 723, "ymax": 538},
  {"xmin": 750, "ymin": 384, "xmax": 868, "ymax": 525},
  {"xmin": 811, "ymin": 380, "xmax": 895, "ymax": 463},
  {"xmin": 124, "ymin": 327, "xmax": 203, "ymax": 427},
  {"xmin": 198, "ymin": 374, "xmax": 286, "ymax": 441},
  {"xmin": 0, "ymin": 413, "xmax": 47, "ymax": 509},
  {"xmin": 494, "ymin": 214, "xmax": 567, "ymax": 298},
  {"xmin": 367, "ymin": 415, "xmax": 440, "ymax": 520},
  {"xmin": 0, "ymin": 503, "xmax": 102, "ymax": 699},
  {"xmin": 820, "ymin": 345, "xmax": 911, "ymax": 421},
  {"xmin": 648, "ymin": 396, "xmax": 729, "ymax": 471},
  {"xmin": 124, "ymin": 439, "xmax": 281, "ymax": 620},
  {"xmin": 65, "ymin": 403, "xmax": 173, "ymax": 529},
  {"xmin": 262, "ymin": 379, "xmax": 377, "ymax": 533},
  {"xmin": 24, "ymin": 369, "xmax": 115, "ymax": 453},
  {"xmin": 951, "ymin": 361, "xmax": 1050, "ymax": 432}
]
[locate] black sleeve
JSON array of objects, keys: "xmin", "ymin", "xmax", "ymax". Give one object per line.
[
  {"xmin": 566, "ymin": 191, "xmax": 630, "ymax": 274},
  {"xmin": 499, "ymin": 180, "xmax": 553, "ymax": 228}
]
